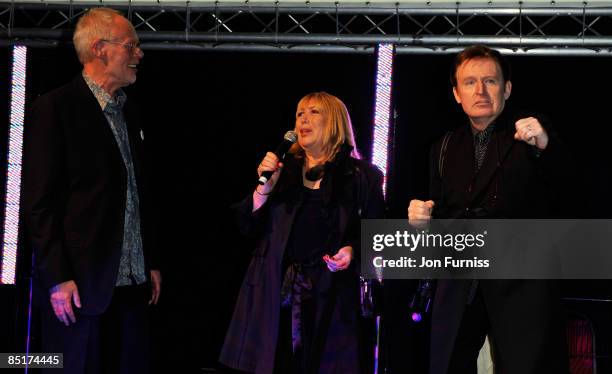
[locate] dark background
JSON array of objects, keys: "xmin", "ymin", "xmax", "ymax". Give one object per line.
[{"xmin": 1, "ymin": 46, "xmax": 611, "ymax": 372}]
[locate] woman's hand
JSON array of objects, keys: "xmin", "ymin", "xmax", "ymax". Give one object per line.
[
  {"xmin": 323, "ymin": 246, "xmax": 353, "ymax": 272},
  {"xmin": 253, "ymin": 152, "xmax": 283, "ymax": 211},
  {"xmin": 256, "ymin": 152, "xmax": 283, "ymax": 193}
]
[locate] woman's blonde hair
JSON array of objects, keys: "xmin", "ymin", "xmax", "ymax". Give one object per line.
[{"xmin": 292, "ymin": 92, "xmax": 361, "ymax": 161}]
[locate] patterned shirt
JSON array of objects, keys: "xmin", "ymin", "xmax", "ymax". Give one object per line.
[
  {"xmin": 472, "ymin": 124, "xmax": 495, "ymax": 172},
  {"xmin": 83, "ymin": 73, "xmax": 146, "ymax": 286}
]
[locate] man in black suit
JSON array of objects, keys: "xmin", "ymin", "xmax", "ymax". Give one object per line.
[
  {"xmin": 22, "ymin": 7, "xmax": 160, "ymax": 373},
  {"xmin": 408, "ymin": 45, "xmax": 568, "ymax": 373}
]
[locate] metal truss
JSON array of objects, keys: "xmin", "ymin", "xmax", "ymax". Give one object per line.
[{"xmin": 3, "ymin": 1, "xmax": 612, "ymax": 55}]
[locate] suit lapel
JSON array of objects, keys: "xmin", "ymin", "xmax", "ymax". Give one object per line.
[
  {"xmin": 72, "ymin": 75, "xmax": 126, "ymax": 171},
  {"xmin": 468, "ymin": 117, "xmax": 515, "ymax": 205},
  {"xmin": 443, "ymin": 126, "xmax": 475, "ymax": 206}
]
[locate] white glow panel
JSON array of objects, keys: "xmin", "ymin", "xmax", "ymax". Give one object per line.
[
  {"xmin": 371, "ymin": 43, "xmax": 393, "ymax": 195},
  {"xmin": 1, "ymin": 46, "xmax": 27, "ymax": 285}
]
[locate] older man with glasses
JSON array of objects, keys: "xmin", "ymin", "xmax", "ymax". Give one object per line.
[{"xmin": 22, "ymin": 7, "xmax": 160, "ymax": 374}]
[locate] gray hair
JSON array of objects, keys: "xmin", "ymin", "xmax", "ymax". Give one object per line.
[{"xmin": 73, "ymin": 8, "xmax": 123, "ymax": 64}]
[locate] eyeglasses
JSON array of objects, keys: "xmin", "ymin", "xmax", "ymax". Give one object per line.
[{"xmin": 101, "ymin": 39, "xmax": 141, "ymax": 53}]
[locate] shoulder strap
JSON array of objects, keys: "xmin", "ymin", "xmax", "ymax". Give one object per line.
[
  {"xmin": 438, "ymin": 131, "xmax": 453, "ymax": 178},
  {"xmin": 353, "ymin": 164, "xmax": 366, "ymax": 218}
]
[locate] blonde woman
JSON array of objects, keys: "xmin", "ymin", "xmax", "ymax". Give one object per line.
[{"xmin": 220, "ymin": 92, "xmax": 385, "ymax": 374}]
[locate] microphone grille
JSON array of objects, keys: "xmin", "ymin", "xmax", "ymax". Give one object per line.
[{"xmin": 284, "ymin": 130, "xmax": 298, "ymax": 143}]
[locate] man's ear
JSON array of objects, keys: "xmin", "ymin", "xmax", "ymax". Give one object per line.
[
  {"xmin": 452, "ymin": 86, "xmax": 461, "ymax": 104},
  {"xmin": 504, "ymin": 80, "xmax": 512, "ymax": 100},
  {"xmin": 91, "ymin": 39, "xmax": 105, "ymax": 60}
]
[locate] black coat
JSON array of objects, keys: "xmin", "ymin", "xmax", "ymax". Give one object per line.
[
  {"xmin": 22, "ymin": 75, "xmax": 158, "ymax": 315},
  {"xmin": 428, "ymin": 110, "xmax": 570, "ymax": 374},
  {"xmin": 220, "ymin": 149, "xmax": 385, "ymax": 374}
]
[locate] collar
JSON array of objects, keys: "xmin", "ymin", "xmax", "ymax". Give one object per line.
[
  {"xmin": 471, "ymin": 123, "xmax": 496, "ymax": 138},
  {"xmin": 467, "ymin": 106, "xmax": 514, "ymax": 136},
  {"xmin": 82, "ymin": 72, "xmax": 127, "ymax": 111}
]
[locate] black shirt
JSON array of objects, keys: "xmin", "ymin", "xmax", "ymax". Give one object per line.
[{"xmin": 285, "ymin": 186, "xmax": 330, "ymax": 264}]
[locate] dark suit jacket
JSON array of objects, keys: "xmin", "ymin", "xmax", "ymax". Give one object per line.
[
  {"xmin": 220, "ymin": 147, "xmax": 386, "ymax": 374},
  {"xmin": 22, "ymin": 75, "xmax": 158, "ymax": 316},
  {"xmin": 428, "ymin": 109, "xmax": 570, "ymax": 374}
]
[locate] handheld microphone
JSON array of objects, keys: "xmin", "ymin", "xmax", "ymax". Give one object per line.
[
  {"xmin": 410, "ymin": 279, "xmax": 434, "ymax": 323},
  {"xmin": 258, "ymin": 130, "xmax": 298, "ymax": 185}
]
